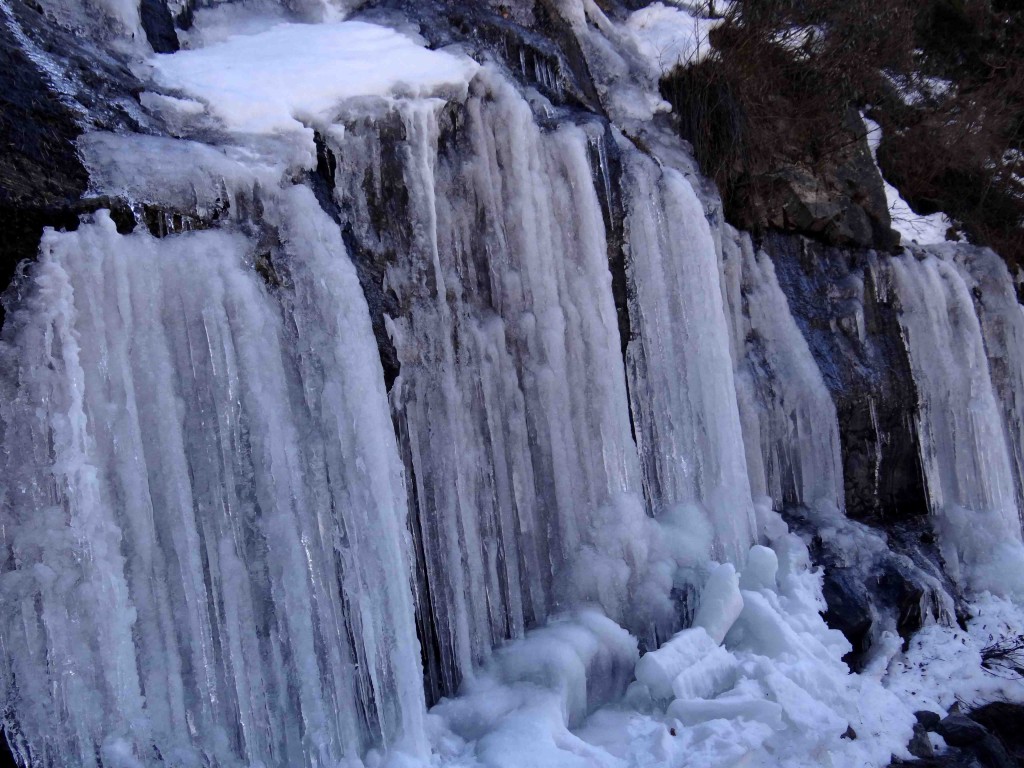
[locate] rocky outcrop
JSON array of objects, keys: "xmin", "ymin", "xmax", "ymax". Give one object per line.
[
  {"xmin": 764, "ymin": 232, "xmax": 927, "ymax": 523},
  {"xmin": 0, "ymin": 0, "xmax": 155, "ymax": 326},
  {"xmin": 662, "ymin": 66, "xmax": 900, "ymax": 250},
  {"xmin": 766, "ymin": 232, "xmax": 971, "ymax": 663},
  {"xmin": 893, "ymin": 703, "xmax": 1024, "ymax": 768},
  {"xmin": 0, "ymin": 4, "xmax": 87, "ymax": 326},
  {"xmin": 761, "ymin": 109, "xmax": 898, "ymax": 250}
]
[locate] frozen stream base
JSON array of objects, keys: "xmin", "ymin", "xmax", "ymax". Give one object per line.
[{"xmin": 425, "ymin": 525, "xmax": 1024, "ymax": 768}]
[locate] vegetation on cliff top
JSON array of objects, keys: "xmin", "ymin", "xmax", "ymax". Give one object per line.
[{"xmin": 662, "ymin": 0, "xmax": 1024, "ymax": 265}]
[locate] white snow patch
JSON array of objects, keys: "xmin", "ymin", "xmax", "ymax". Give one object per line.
[
  {"xmin": 887, "ymin": 592, "xmax": 1024, "ymax": 715},
  {"xmin": 863, "ymin": 115, "xmax": 953, "ymax": 245},
  {"xmin": 883, "ymin": 71, "xmax": 953, "ymax": 107},
  {"xmin": 624, "ymin": 2, "xmax": 718, "ymax": 74},
  {"xmin": 151, "ymin": 21, "xmax": 479, "ymax": 135}
]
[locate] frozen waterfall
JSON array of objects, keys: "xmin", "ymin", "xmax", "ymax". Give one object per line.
[
  {"xmin": 3, "ymin": 8, "xmax": 1024, "ymax": 768},
  {"xmin": 891, "ymin": 249, "xmax": 1024, "ymax": 594},
  {"xmin": 0, "ymin": 190, "xmax": 426, "ymax": 767}
]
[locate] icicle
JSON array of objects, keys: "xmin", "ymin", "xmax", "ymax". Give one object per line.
[
  {"xmin": 0, "ymin": 196, "xmax": 426, "ymax": 766},
  {"xmin": 621, "ymin": 154, "xmax": 757, "ymax": 564},
  {"xmin": 329, "ymin": 73, "xmax": 671, "ymax": 696},
  {"xmin": 891, "ymin": 249, "xmax": 1024, "ymax": 594},
  {"xmin": 720, "ymin": 231, "xmax": 845, "ymax": 515}
]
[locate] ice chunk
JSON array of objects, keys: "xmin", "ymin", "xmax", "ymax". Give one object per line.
[
  {"xmin": 635, "ymin": 627, "xmax": 719, "ymax": 700},
  {"xmin": 670, "ymin": 644, "xmax": 738, "ymax": 700},
  {"xmin": 740, "ymin": 545, "xmax": 779, "ymax": 592},
  {"xmin": 667, "ymin": 694, "xmax": 784, "ymax": 730},
  {"xmin": 693, "ymin": 563, "xmax": 744, "ymax": 644}
]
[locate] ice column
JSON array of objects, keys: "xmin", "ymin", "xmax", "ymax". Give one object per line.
[
  {"xmin": 329, "ymin": 76, "xmax": 669, "ymax": 697},
  {"xmin": 0, "ymin": 193, "xmax": 425, "ymax": 767},
  {"xmin": 622, "ymin": 155, "xmax": 757, "ymax": 564},
  {"xmin": 951, "ymin": 246, "xmax": 1024, "ymax": 529},
  {"xmin": 721, "ymin": 231, "xmax": 845, "ymax": 514},
  {"xmin": 892, "ymin": 249, "xmax": 1024, "ymax": 590}
]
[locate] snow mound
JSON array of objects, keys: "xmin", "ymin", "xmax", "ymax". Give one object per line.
[
  {"xmin": 428, "ymin": 530, "xmax": 979, "ymax": 768},
  {"xmin": 625, "ymin": 2, "xmax": 718, "ymax": 74},
  {"xmin": 151, "ymin": 21, "xmax": 479, "ymax": 135}
]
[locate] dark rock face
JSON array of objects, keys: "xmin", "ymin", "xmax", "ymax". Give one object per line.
[
  {"xmin": 782, "ymin": 505, "xmax": 958, "ymax": 670},
  {"xmin": 662, "ymin": 67, "xmax": 899, "ymax": 250},
  {"xmin": 0, "ymin": 4, "xmax": 88, "ymax": 327},
  {"xmin": 894, "ymin": 703, "xmax": 1024, "ymax": 768},
  {"xmin": 764, "ymin": 232, "xmax": 928, "ymax": 524},
  {"xmin": 356, "ymin": 0, "xmax": 603, "ymax": 113},
  {"xmin": 764, "ymin": 109, "xmax": 897, "ymax": 250},
  {"xmin": 0, "ymin": 0, "xmax": 153, "ymax": 327},
  {"xmin": 139, "ymin": 0, "xmax": 179, "ymax": 52},
  {"xmin": 765, "ymin": 231, "xmax": 973, "ymax": 663}
]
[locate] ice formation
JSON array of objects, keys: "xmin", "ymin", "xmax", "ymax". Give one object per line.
[{"xmin": 2, "ymin": 4, "xmax": 1024, "ymax": 768}]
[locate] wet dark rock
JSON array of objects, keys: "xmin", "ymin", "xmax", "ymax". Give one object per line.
[
  {"xmin": 357, "ymin": 0, "xmax": 603, "ymax": 111},
  {"xmin": 783, "ymin": 505, "xmax": 957, "ymax": 670},
  {"xmin": 820, "ymin": 566, "xmax": 874, "ymax": 659},
  {"xmin": 895, "ymin": 704, "xmax": 1024, "ymax": 768},
  {"xmin": 765, "ymin": 232, "xmax": 929, "ymax": 524},
  {"xmin": 938, "ymin": 716, "xmax": 989, "ymax": 748},
  {"xmin": 0, "ymin": 728, "xmax": 17, "ymax": 768},
  {"xmin": 910, "ymin": 724, "xmax": 936, "ymax": 759},
  {"xmin": 0, "ymin": 0, "xmax": 155, "ymax": 328},
  {"xmin": 768, "ymin": 230, "xmax": 968, "ymax": 665},
  {"xmin": 969, "ymin": 703, "xmax": 1024, "ymax": 765},
  {"xmin": 139, "ymin": 0, "xmax": 179, "ymax": 52},
  {"xmin": 0, "ymin": 5, "xmax": 88, "ymax": 322}
]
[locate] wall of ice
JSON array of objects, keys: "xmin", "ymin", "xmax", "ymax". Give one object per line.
[{"xmin": 2, "ymin": 5, "xmax": 1024, "ymax": 768}]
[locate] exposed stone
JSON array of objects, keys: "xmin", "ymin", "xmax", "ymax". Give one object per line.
[
  {"xmin": 910, "ymin": 724, "xmax": 936, "ymax": 759},
  {"xmin": 937, "ymin": 716, "xmax": 989, "ymax": 748},
  {"xmin": 764, "ymin": 233, "xmax": 930, "ymax": 525},
  {"xmin": 139, "ymin": 0, "xmax": 179, "ymax": 52}
]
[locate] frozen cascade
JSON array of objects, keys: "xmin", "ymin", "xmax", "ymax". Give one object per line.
[
  {"xmin": 952, "ymin": 247, "xmax": 1024, "ymax": 527},
  {"xmin": 327, "ymin": 75, "xmax": 675, "ymax": 699},
  {"xmin": 891, "ymin": 250, "xmax": 1024, "ymax": 592},
  {"xmin": 621, "ymin": 153, "xmax": 757, "ymax": 563},
  {"xmin": 0, "ymin": 189, "xmax": 426, "ymax": 767},
  {"xmin": 721, "ymin": 232, "xmax": 845, "ymax": 513},
  {"xmin": 5, "ymin": 7, "xmax": 1024, "ymax": 765}
]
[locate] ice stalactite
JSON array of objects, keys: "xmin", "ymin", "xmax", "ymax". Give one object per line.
[
  {"xmin": 0, "ymin": 190, "xmax": 426, "ymax": 768},
  {"xmin": 621, "ymin": 153, "xmax": 756, "ymax": 565},
  {"xmin": 721, "ymin": 232, "xmax": 845, "ymax": 515},
  {"xmin": 891, "ymin": 249, "xmax": 1024, "ymax": 594},
  {"xmin": 951, "ymin": 247, "xmax": 1024, "ymax": 529},
  {"xmin": 7, "ymin": 8, "xmax": 1024, "ymax": 765},
  {"xmin": 324, "ymin": 74, "xmax": 673, "ymax": 699}
]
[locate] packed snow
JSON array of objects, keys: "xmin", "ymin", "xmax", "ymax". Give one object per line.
[
  {"xmin": 863, "ymin": 116, "xmax": 953, "ymax": 246},
  {"xmin": 624, "ymin": 2, "xmax": 718, "ymax": 74},
  {"xmin": 151, "ymin": 21, "xmax": 478, "ymax": 135}
]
